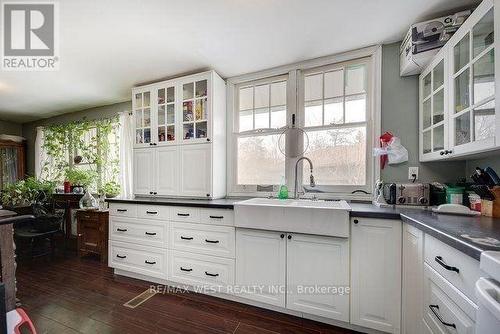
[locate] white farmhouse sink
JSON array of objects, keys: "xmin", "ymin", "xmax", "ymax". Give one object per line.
[{"xmin": 234, "ymin": 198, "xmax": 351, "ymax": 237}]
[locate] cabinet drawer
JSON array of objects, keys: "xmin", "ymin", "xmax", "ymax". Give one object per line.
[
  {"xmin": 109, "ymin": 241, "xmax": 167, "ymax": 279},
  {"xmin": 110, "ymin": 217, "xmax": 168, "ymax": 248},
  {"xmin": 170, "ymin": 222, "xmax": 235, "ymax": 258},
  {"xmin": 168, "ymin": 250, "xmax": 234, "ymax": 289},
  {"xmin": 423, "ymin": 264, "xmax": 475, "ymax": 334},
  {"xmin": 171, "ymin": 207, "xmax": 200, "ymax": 223},
  {"xmin": 136, "ymin": 205, "xmax": 170, "ymax": 221},
  {"xmin": 200, "ymin": 208, "xmax": 234, "ymax": 226},
  {"xmin": 77, "ymin": 212, "xmax": 99, "ymax": 222},
  {"xmin": 109, "ymin": 203, "xmax": 137, "ymax": 218},
  {"xmin": 424, "ymin": 234, "xmax": 481, "ymax": 303}
]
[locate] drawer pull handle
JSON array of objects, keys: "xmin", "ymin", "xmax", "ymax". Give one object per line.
[
  {"xmin": 429, "ymin": 305, "xmax": 456, "ymax": 329},
  {"xmin": 205, "ymin": 271, "xmax": 219, "ymax": 277},
  {"xmin": 117, "ymin": 209, "xmax": 127, "ymax": 212},
  {"xmin": 145, "ymin": 232, "xmax": 157, "ymax": 236},
  {"xmin": 83, "ymin": 215, "xmax": 91, "ymax": 219},
  {"xmin": 177, "ymin": 213, "xmax": 190, "ymax": 217},
  {"xmin": 146, "ymin": 211, "xmax": 158, "ymax": 215},
  {"xmin": 180, "ymin": 267, "xmax": 193, "ymax": 272},
  {"xmin": 117, "ymin": 228, "xmax": 127, "ymax": 232},
  {"xmin": 435, "ymin": 256, "xmax": 460, "ymax": 273},
  {"xmin": 205, "ymin": 239, "xmax": 219, "ymax": 244},
  {"xmin": 181, "ymin": 236, "xmax": 193, "ymax": 240},
  {"xmin": 116, "ymin": 254, "xmax": 126, "ymax": 259},
  {"xmin": 145, "ymin": 260, "xmax": 156, "ymax": 265},
  {"xmin": 209, "ymin": 215, "xmax": 224, "ymax": 219}
]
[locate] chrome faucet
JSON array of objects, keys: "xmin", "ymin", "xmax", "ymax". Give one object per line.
[{"xmin": 294, "ymin": 157, "xmax": 315, "ymax": 199}]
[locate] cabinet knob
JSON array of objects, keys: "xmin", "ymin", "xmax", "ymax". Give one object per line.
[
  {"xmin": 353, "ymin": 219, "xmax": 359, "ymax": 224},
  {"xmin": 280, "ymin": 234, "xmax": 285, "ymax": 239},
  {"xmin": 287, "ymin": 235, "xmax": 292, "ymax": 240},
  {"xmin": 440, "ymin": 151, "xmax": 445, "ymax": 156},
  {"xmin": 206, "ymin": 194, "xmax": 210, "ymax": 197},
  {"xmin": 206, "ymin": 138, "xmax": 211, "ymax": 142},
  {"xmin": 149, "ymin": 191, "xmax": 153, "ymax": 194}
]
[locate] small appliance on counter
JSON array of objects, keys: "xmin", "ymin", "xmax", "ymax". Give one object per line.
[{"xmin": 383, "ymin": 183, "xmax": 430, "ymax": 206}]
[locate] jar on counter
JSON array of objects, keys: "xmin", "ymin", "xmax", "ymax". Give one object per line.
[
  {"xmin": 469, "ymin": 193, "xmax": 481, "ymax": 212},
  {"xmin": 446, "ymin": 186, "xmax": 465, "ymax": 204}
]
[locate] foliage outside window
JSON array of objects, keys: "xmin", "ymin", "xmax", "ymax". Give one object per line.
[{"xmin": 41, "ymin": 117, "xmax": 120, "ymax": 192}]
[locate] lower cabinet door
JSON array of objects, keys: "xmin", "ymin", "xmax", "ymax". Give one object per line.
[
  {"xmin": 235, "ymin": 229, "xmax": 286, "ymax": 307},
  {"xmin": 402, "ymin": 223, "xmax": 424, "ymax": 334},
  {"xmin": 179, "ymin": 144, "xmax": 211, "ymax": 198},
  {"xmin": 133, "ymin": 148, "xmax": 155, "ymax": 195},
  {"xmin": 155, "ymin": 146, "xmax": 179, "ymax": 196},
  {"xmin": 286, "ymin": 233, "xmax": 349, "ymax": 321},
  {"xmin": 350, "ymin": 218, "xmax": 402, "ymax": 333}
]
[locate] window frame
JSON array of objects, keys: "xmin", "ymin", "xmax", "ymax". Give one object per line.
[{"xmin": 227, "ymin": 46, "xmax": 382, "ymax": 199}]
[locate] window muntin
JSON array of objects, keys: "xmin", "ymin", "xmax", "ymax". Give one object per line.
[{"xmin": 238, "ymin": 79, "xmax": 287, "ymax": 132}]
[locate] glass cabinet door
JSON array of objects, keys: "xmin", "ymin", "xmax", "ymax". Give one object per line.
[
  {"xmin": 451, "ymin": 7, "xmax": 495, "ymax": 149},
  {"xmin": 421, "ymin": 58, "xmax": 446, "ymax": 157},
  {"xmin": 182, "ymin": 79, "xmax": 208, "ymax": 141},
  {"xmin": 134, "ymin": 91, "xmax": 152, "ymax": 146},
  {"xmin": 157, "ymin": 85, "xmax": 176, "ymax": 144}
]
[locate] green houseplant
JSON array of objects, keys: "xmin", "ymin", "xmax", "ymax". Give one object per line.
[
  {"xmin": 64, "ymin": 169, "xmax": 96, "ymax": 188},
  {"xmin": 1, "ymin": 177, "xmax": 56, "ymax": 208},
  {"xmin": 99, "ymin": 181, "xmax": 121, "ymax": 198}
]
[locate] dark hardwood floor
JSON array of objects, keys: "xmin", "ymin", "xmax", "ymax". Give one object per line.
[{"xmin": 16, "ymin": 255, "xmax": 364, "ymax": 334}]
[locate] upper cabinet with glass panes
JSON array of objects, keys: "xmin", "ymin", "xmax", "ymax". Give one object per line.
[
  {"xmin": 133, "ymin": 89, "xmax": 153, "ymax": 147},
  {"xmin": 418, "ymin": 0, "xmax": 498, "ymax": 161},
  {"xmin": 132, "ymin": 70, "xmax": 226, "ymax": 148}
]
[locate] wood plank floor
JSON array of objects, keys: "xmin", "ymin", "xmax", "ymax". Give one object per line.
[{"xmin": 16, "ymin": 256, "xmax": 364, "ymax": 334}]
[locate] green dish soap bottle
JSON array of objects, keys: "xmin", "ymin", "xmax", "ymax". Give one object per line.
[{"xmin": 278, "ymin": 176, "xmax": 288, "ymax": 199}]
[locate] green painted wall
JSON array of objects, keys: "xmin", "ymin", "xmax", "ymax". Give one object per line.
[
  {"xmin": 22, "ymin": 101, "xmax": 131, "ymax": 175},
  {"xmin": 0, "ymin": 119, "xmax": 22, "ymax": 136},
  {"xmin": 380, "ymin": 43, "xmax": 466, "ymax": 183}
]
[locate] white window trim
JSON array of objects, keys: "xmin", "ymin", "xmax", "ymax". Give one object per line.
[{"xmin": 226, "ymin": 45, "xmax": 382, "ymax": 200}]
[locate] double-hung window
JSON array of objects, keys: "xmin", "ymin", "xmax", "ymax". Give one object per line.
[
  {"xmin": 231, "ymin": 75, "xmax": 289, "ymax": 191},
  {"xmin": 228, "ymin": 47, "xmax": 380, "ymax": 198}
]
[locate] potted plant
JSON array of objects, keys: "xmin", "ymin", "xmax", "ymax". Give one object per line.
[
  {"xmin": 1, "ymin": 177, "xmax": 55, "ymax": 211},
  {"xmin": 64, "ymin": 169, "xmax": 96, "ymax": 193},
  {"xmin": 99, "ymin": 181, "xmax": 121, "ymax": 198}
]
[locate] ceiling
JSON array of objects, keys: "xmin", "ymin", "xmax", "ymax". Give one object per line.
[{"xmin": 0, "ymin": 0, "xmax": 478, "ymax": 123}]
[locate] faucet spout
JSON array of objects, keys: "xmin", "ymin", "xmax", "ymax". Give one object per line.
[{"xmin": 294, "ymin": 157, "xmax": 315, "ymax": 199}]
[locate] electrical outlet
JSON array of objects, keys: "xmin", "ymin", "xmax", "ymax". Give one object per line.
[{"xmin": 408, "ymin": 167, "xmax": 419, "ymax": 181}]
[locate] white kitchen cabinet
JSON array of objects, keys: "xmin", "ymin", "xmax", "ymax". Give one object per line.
[
  {"xmin": 350, "ymin": 217, "xmax": 402, "ymax": 333},
  {"xmin": 402, "ymin": 223, "xmax": 424, "ymax": 334},
  {"xmin": 133, "ymin": 148, "xmax": 155, "ymax": 195},
  {"xmin": 419, "ymin": 53, "xmax": 449, "ymax": 161},
  {"xmin": 132, "ymin": 87, "xmax": 154, "ymax": 148},
  {"xmin": 235, "ymin": 229, "xmax": 286, "ymax": 307},
  {"xmin": 419, "ymin": 0, "xmax": 498, "ymax": 161},
  {"xmin": 180, "ymin": 144, "xmax": 212, "ymax": 197},
  {"xmin": 132, "ymin": 70, "xmax": 226, "ymax": 198},
  {"xmin": 155, "ymin": 146, "xmax": 179, "ymax": 196},
  {"xmin": 286, "ymin": 233, "xmax": 349, "ymax": 322}
]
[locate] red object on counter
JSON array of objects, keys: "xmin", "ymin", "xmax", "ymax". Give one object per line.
[
  {"xmin": 379, "ymin": 132, "xmax": 394, "ymax": 169},
  {"xmin": 64, "ymin": 181, "xmax": 71, "ymax": 193}
]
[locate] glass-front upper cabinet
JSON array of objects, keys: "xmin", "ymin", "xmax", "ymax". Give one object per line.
[
  {"xmin": 133, "ymin": 88, "xmax": 153, "ymax": 147},
  {"xmin": 449, "ymin": 2, "xmax": 496, "ymax": 155},
  {"xmin": 420, "ymin": 54, "xmax": 448, "ymax": 160},
  {"xmin": 182, "ymin": 78, "xmax": 209, "ymax": 142},
  {"xmin": 156, "ymin": 84, "xmax": 176, "ymax": 144}
]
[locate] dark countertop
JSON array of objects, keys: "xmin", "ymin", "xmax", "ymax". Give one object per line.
[
  {"xmin": 105, "ymin": 197, "xmax": 500, "ymax": 260},
  {"xmin": 349, "ymin": 203, "xmax": 500, "ymax": 261},
  {"xmin": 105, "ymin": 197, "xmax": 242, "ymax": 209}
]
